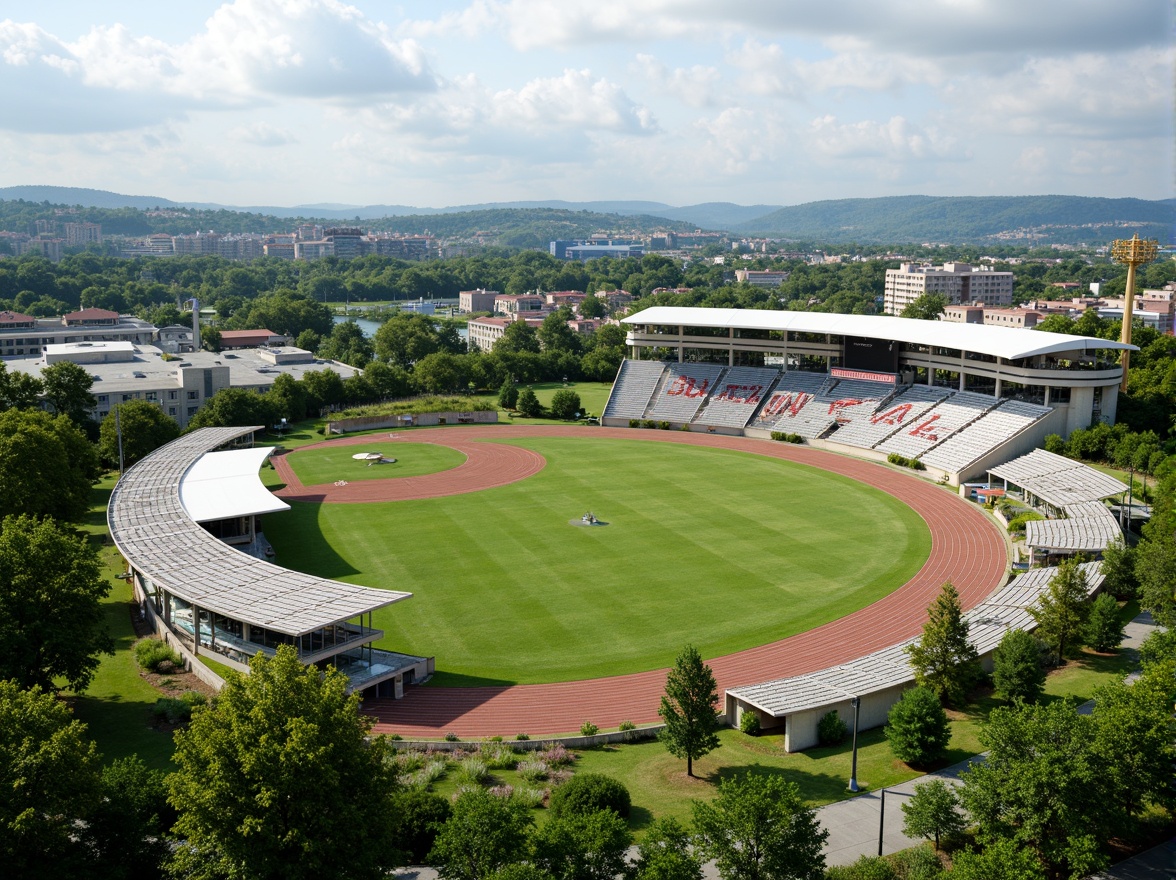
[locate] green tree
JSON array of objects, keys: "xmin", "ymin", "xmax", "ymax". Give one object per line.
[
  {"xmin": 497, "ymin": 320, "xmax": 542, "ymax": 355},
  {"xmin": 0, "ymin": 681, "xmax": 103, "ymax": 880},
  {"xmin": 1084, "ymin": 593, "xmax": 1125, "ymax": 652},
  {"xmin": 900, "ymin": 779, "xmax": 964, "ymax": 850},
  {"xmin": 1097, "ymin": 537, "xmax": 1136, "ymax": 600},
  {"xmin": 631, "ymin": 817, "xmax": 703, "ymax": 880},
  {"xmin": 884, "ymin": 686, "xmax": 950, "ymax": 767},
  {"xmin": 393, "ymin": 788, "xmax": 451, "ymax": 866},
  {"xmin": 498, "ymin": 377, "xmax": 519, "ymax": 410},
  {"xmin": 577, "ymin": 294, "xmax": 607, "ymax": 319},
  {"xmin": 186, "ymin": 386, "xmax": 278, "ymax": 430},
  {"xmin": 428, "ymin": 786, "xmax": 533, "ymax": 880},
  {"xmin": 1138, "ymin": 627, "xmax": 1176, "ymax": 669},
  {"xmin": 549, "ymin": 389, "xmax": 582, "ymax": 420},
  {"xmin": 991, "ymin": 628, "xmax": 1046, "ymax": 704},
  {"xmin": 40, "ymin": 360, "xmax": 96, "ymax": 427},
  {"xmin": 0, "ymin": 408, "xmax": 99, "ymax": 522},
  {"xmin": 960, "ymin": 700, "xmax": 1109, "ymax": 880},
  {"xmin": 530, "ymin": 808, "xmax": 631, "ymax": 880},
  {"xmin": 0, "ymin": 360, "xmax": 43, "ymax": 410},
  {"xmin": 362, "ymin": 360, "xmax": 413, "ymax": 401},
  {"xmin": 658, "ymin": 644, "xmax": 721, "ymax": 778},
  {"xmin": 0, "ymin": 514, "xmax": 112, "ymax": 691},
  {"xmin": 300, "ymin": 368, "xmax": 347, "ymax": 413},
  {"xmin": 1134, "ymin": 531, "xmax": 1176, "ymax": 627},
  {"xmin": 691, "ymin": 773, "xmax": 827, "ymax": 880},
  {"xmin": 318, "ymin": 319, "xmax": 374, "ymax": 367},
  {"xmin": 414, "ymin": 351, "xmax": 467, "ymax": 394},
  {"xmin": 517, "ymin": 387, "xmax": 543, "ymax": 418},
  {"xmin": 201, "ymin": 325, "xmax": 222, "ymax": 352},
  {"xmin": 1029, "ymin": 557, "xmax": 1090, "ymax": 664},
  {"xmin": 538, "ymin": 310, "xmax": 582, "ymax": 355},
  {"xmin": 84, "ymin": 756, "xmax": 174, "ymax": 880},
  {"xmin": 904, "ymin": 582, "xmax": 979, "ymax": 706},
  {"xmin": 949, "ymin": 839, "xmax": 1045, "ymax": 880},
  {"xmin": 97, "ymin": 400, "xmax": 180, "ymax": 469},
  {"xmin": 268, "ymin": 372, "xmax": 310, "ymax": 422},
  {"xmin": 900, "ymin": 293, "xmax": 948, "ymax": 321},
  {"xmin": 167, "ymin": 646, "xmax": 403, "ymax": 880}
]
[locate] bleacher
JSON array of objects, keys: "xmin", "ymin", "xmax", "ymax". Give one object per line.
[
  {"xmin": 827, "ymin": 385, "xmax": 948, "ymax": 450},
  {"xmin": 749, "ymin": 373, "xmax": 839, "ymax": 437},
  {"xmin": 693, "ymin": 366, "xmax": 781, "ymax": 429},
  {"xmin": 876, "ymin": 391, "xmax": 998, "ymax": 460},
  {"xmin": 602, "ymin": 360, "xmax": 667, "ymax": 420},
  {"xmin": 919, "ymin": 399, "xmax": 1052, "ymax": 473},
  {"xmin": 646, "ymin": 362, "xmax": 727, "ymax": 422}
]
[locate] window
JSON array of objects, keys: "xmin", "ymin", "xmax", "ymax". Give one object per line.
[
  {"xmin": 97, "ymin": 395, "xmax": 108, "ymax": 403},
  {"xmin": 168, "ymin": 407, "xmax": 177, "ymax": 416},
  {"xmin": 168, "ymin": 390, "xmax": 178, "ymax": 400},
  {"xmin": 146, "ymin": 392, "xmax": 157, "ymax": 401},
  {"xmin": 187, "ymin": 390, "xmax": 198, "ymax": 400},
  {"xmin": 122, "ymin": 394, "xmax": 133, "ymax": 402},
  {"xmin": 187, "ymin": 406, "xmax": 198, "ymax": 417}
]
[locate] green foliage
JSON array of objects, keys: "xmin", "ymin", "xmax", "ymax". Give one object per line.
[
  {"xmin": 133, "ymin": 637, "xmax": 182, "ymax": 673},
  {"xmin": 549, "ymin": 773, "xmax": 631, "ymax": 819},
  {"xmin": 1135, "ymin": 529, "xmax": 1176, "ymax": 628},
  {"xmin": 579, "ymin": 720, "xmax": 599, "ymax": 737},
  {"xmin": 40, "ymin": 360, "xmax": 97, "ymax": 428},
  {"xmin": 150, "ymin": 691, "xmax": 204, "ymax": 725},
  {"xmin": 530, "ymin": 808, "xmax": 632, "ymax": 880},
  {"xmin": 1098, "ymin": 537, "xmax": 1137, "ymax": 600},
  {"xmin": 428, "ymin": 786, "xmax": 533, "ymax": 880},
  {"xmin": 889, "ymin": 846, "xmax": 943, "ymax": 879},
  {"xmin": 1084, "ymin": 593, "xmax": 1125, "ymax": 652},
  {"xmin": 630, "ymin": 817, "xmax": 703, "ymax": 880},
  {"xmin": 900, "ymin": 293, "xmax": 948, "ymax": 321},
  {"xmin": 0, "ymin": 408, "xmax": 99, "ymax": 522},
  {"xmin": 885, "ymin": 687, "xmax": 950, "ymax": 767},
  {"xmin": 1004, "ymin": 511, "xmax": 1044, "ymax": 533},
  {"xmin": 0, "ymin": 681, "xmax": 104, "ymax": 879},
  {"xmin": 167, "ymin": 646, "xmax": 403, "ymax": 880},
  {"xmin": 1042, "ymin": 433, "xmax": 1065, "ymax": 455},
  {"xmin": 517, "ymin": 387, "xmax": 543, "ymax": 418},
  {"xmin": 886, "ymin": 453, "xmax": 925, "ymax": 470},
  {"xmin": 185, "ymin": 386, "xmax": 278, "ymax": 431},
  {"xmin": 691, "ymin": 773, "xmax": 827, "ymax": 880},
  {"xmin": 658, "ymin": 644, "xmax": 721, "ymax": 777},
  {"xmin": 0, "ymin": 514, "xmax": 112, "ymax": 692},
  {"xmin": 817, "ymin": 709, "xmax": 848, "ymax": 746},
  {"xmin": 84, "ymin": 755, "xmax": 175, "ymax": 880},
  {"xmin": 98, "ymin": 400, "xmax": 181, "ymax": 469},
  {"xmin": 739, "ymin": 711, "xmax": 761, "ymax": 735},
  {"xmin": 617, "ymin": 720, "xmax": 636, "ymax": 732},
  {"xmin": 824, "ymin": 855, "xmax": 896, "ymax": 880},
  {"xmin": 904, "ymin": 583, "xmax": 979, "ymax": 707},
  {"xmin": 499, "ymin": 377, "xmax": 520, "ymax": 410},
  {"xmin": 1029, "ymin": 557, "xmax": 1091, "ymax": 663},
  {"xmin": 949, "ymin": 840, "xmax": 1045, "ymax": 880},
  {"xmin": 1138, "ymin": 627, "xmax": 1176, "ymax": 669},
  {"xmin": 991, "ymin": 628, "xmax": 1046, "ymax": 704},
  {"xmin": 549, "ymin": 389, "xmax": 582, "ymax": 421},
  {"xmin": 900, "ymin": 780, "xmax": 964, "ymax": 850}
]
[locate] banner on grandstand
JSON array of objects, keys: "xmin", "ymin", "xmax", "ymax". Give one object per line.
[{"xmin": 831, "ymin": 367, "xmax": 897, "ymax": 384}]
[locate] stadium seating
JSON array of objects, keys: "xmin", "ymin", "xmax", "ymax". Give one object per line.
[
  {"xmin": 603, "ymin": 360, "xmax": 667, "ymax": 420},
  {"xmin": 827, "ymin": 386, "xmax": 948, "ymax": 450},
  {"xmin": 647, "ymin": 362, "xmax": 727, "ymax": 422},
  {"xmin": 693, "ymin": 366, "xmax": 782, "ymax": 428},
  {"xmin": 748, "ymin": 372, "xmax": 831, "ymax": 433},
  {"xmin": 877, "ymin": 391, "xmax": 999, "ymax": 460},
  {"xmin": 919, "ymin": 399, "xmax": 1052, "ymax": 473}
]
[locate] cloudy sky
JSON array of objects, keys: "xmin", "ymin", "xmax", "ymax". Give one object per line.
[{"xmin": 1, "ymin": 0, "xmax": 1172, "ymax": 209}]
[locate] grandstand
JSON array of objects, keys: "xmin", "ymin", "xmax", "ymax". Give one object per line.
[
  {"xmin": 692, "ymin": 366, "xmax": 780, "ymax": 429},
  {"xmin": 875, "ymin": 391, "xmax": 999, "ymax": 460},
  {"xmin": 827, "ymin": 384, "xmax": 947, "ymax": 449},
  {"xmin": 601, "ymin": 359, "xmax": 665, "ymax": 420},
  {"xmin": 646, "ymin": 362, "xmax": 726, "ymax": 422}
]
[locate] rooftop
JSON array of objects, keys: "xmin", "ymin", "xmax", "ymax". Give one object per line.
[{"xmin": 988, "ymin": 448, "xmax": 1129, "ymax": 508}]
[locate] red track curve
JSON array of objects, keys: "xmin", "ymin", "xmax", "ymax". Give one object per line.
[{"xmin": 273, "ymin": 426, "xmax": 1008, "ymax": 738}]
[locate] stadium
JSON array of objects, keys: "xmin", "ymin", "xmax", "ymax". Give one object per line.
[{"xmin": 107, "ymin": 311, "xmax": 1130, "ymax": 748}]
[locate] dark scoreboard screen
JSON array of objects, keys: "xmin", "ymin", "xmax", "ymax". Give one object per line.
[{"xmin": 843, "ymin": 336, "xmax": 899, "ymax": 374}]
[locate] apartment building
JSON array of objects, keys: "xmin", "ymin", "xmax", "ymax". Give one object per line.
[{"xmin": 884, "ymin": 262, "xmax": 1013, "ymax": 314}]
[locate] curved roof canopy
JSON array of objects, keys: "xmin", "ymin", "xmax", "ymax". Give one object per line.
[
  {"xmin": 179, "ymin": 446, "xmax": 290, "ymax": 522},
  {"xmin": 623, "ymin": 307, "xmax": 1136, "ymax": 362}
]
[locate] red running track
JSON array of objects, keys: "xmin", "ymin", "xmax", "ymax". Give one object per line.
[{"xmin": 274, "ymin": 426, "xmax": 1008, "ymax": 738}]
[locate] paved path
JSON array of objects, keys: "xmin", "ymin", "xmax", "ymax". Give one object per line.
[{"xmin": 276, "ymin": 426, "xmax": 1007, "ymax": 738}]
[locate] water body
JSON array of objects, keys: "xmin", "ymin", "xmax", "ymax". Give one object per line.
[{"xmin": 332, "ymin": 313, "xmax": 468, "ymax": 342}]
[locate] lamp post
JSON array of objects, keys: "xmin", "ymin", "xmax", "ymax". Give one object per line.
[
  {"xmin": 1110, "ymin": 234, "xmax": 1159, "ymax": 393},
  {"xmin": 848, "ymin": 696, "xmax": 861, "ymax": 792}
]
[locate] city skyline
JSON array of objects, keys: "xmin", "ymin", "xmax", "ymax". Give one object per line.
[{"xmin": 1, "ymin": 0, "xmax": 1172, "ymax": 210}]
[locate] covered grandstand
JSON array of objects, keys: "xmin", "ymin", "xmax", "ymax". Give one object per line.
[
  {"xmin": 107, "ymin": 427, "xmax": 432, "ymax": 697},
  {"xmin": 605, "ymin": 308, "xmax": 1134, "ymax": 484}
]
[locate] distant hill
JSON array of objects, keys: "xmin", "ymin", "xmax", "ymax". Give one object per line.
[
  {"xmin": 736, "ymin": 195, "xmax": 1175, "ymax": 244},
  {"xmin": 0, "ymin": 185, "xmax": 179, "ymax": 210}
]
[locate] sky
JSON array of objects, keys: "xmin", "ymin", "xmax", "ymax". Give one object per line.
[{"xmin": 1, "ymin": 0, "xmax": 1172, "ymax": 210}]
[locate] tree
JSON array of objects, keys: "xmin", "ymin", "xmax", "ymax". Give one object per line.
[
  {"xmin": 0, "ymin": 681, "xmax": 103, "ymax": 880},
  {"xmin": 40, "ymin": 360, "xmax": 96, "ymax": 427},
  {"xmin": 1134, "ymin": 531, "xmax": 1176, "ymax": 628},
  {"xmin": 549, "ymin": 774, "xmax": 630, "ymax": 819},
  {"xmin": 1084, "ymin": 593, "xmax": 1125, "ymax": 652},
  {"xmin": 691, "ymin": 773, "xmax": 827, "ymax": 880},
  {"xmin": 498, "ymin": 377, "xmax": 519, "ymax": 410},
  {"xmin": 900, "ymin": 779, "xmax": 965, "ymax": 850},
  {"xmin": 577, "ymin": 294, "xmax": 607, "ymax": 319},
  {"xmin": 900, "ymin": 293, "xmax": 948, "ymax": 321},
  {"xmin": 960, "ymin": 700, "xmax": 1109, "ymax": 880},
  {"xmin": 904, "ymin": 582, "xmax": 979, "ymax": 707},
  {"xmin": 884, "ymin": 686, "xmax": 950, "ymax": 767},
  {"xmin": 1138, "ymin": 627, "xmax": 1176, "ymax": 669},
  {"xmin": 268, "ymin": 372, "xmax": 310, "ymax": 422},
  {"xmin": 530, "ymin": 808, "xmax": 631, "ymax": 880},
  {"xmin": 167, "ymin": 646, "xmax": 403, "ymax": 880},
  {"xmin": 950, "ymin": 839, "xmax": 1046, "ymax": 880},
  {"xmin": 300, "ymin": 368, "xmax": 347, "ymax": 413},
  {"xmin": 658, "ymin": 644, "xmax": 721, "ymax": 778},
  {"xmin": 186, "ymin": 386, "xmax": 278, "ymax": 430},
  {"xmin": 393, "ymin": 788, "xmax": 451, "ymax": 866},
  {"xmin": 1029, "ymin": 557, "xmax": 1090, "ymax": 664},
  {"xmin": 97, "ymin": 401, "xmax": 180, "ymax": 469},
  {"xmin": 1098, "ymin": 537, "xmax": 1136, "ymax": 600},
  {"xmin": 517, "ymin": 387, "xmax": 543, "ymax": 418},
  {"xmin": 549, "ymin": 389, "xmax": 582, "ymax": 421},
  {"xmin": 362, "ymin": 361, "xmax": 412, "ymax": 401},
  {"xmin": 0, "ymin": 514, "xmax": 112, "ymax": 691},
  {"xmin": 318, "ymin": 319, "xmax": 374, "ymax": 367},
  {"xmin": 631, "ymin": 817, "xmax": 703, "ymax": 880},
  {"xmin": 0, "ymin": 408, "xmax": 99, "ymax": 522},
  {"xmin": 84, "ymin": 756, "xmax": 174, "ymax": 880},
  {"xmin": 428, "ymin": 787, "xmax": 533, "ymax": 880},
  {"xmin": 538, "ymin": 310, "xmax": 582, "ymax": 355},
  {"xmin": 991, "ymin": 628, "xmax": 1046, "ymax": 704},
  {"xmin": 200, "ymin": 325, "xmax": 222, "ymax": 352},
  {"xmin": 0, "ymin": 360, "xmax": 43, "ymax": 411},
  {"xmin": 414, "ymin": 351, "xmax": 467, "ymax": 394},
  {"xmin": 497, "ymin": 319, "xmax": 542, "ymax": 355}
]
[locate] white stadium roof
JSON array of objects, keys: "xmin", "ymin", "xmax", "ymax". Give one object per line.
[
  {"xmin": 179, "ymin": 447, "xmax": 291, "ymax": 523},
  {"xmin": 623, "ymin": 307, "xmax": 1136, "ymax": 362}
]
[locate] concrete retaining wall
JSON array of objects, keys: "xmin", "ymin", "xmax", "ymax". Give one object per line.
[{"xmin": 328, "ymin": 410, "xmax": 498, "ymax": 433}]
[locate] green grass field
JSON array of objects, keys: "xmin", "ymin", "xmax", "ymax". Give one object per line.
[
  {"xmin": 280, "ymin": 441, "xmax": 467, "ymax": 485},
  {"xmin": 264, "ymin": 436, "xmax": 931, "ymax": 685}
]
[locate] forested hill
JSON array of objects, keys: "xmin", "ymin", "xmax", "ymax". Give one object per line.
[{"xmin": 737, "ymin": 195, "xmax": 1175, "ymax": 245}]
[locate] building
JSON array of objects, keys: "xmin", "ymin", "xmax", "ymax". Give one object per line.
[
  {"xmin": 593, "ymin": 289, "xmax": 634, "ymax": 312},
  {"xmin": 0, "ymin": 309, "xmax": 155, "ymax": 358},
  {"xmin": 494, "ymin": 293, "xmax": 548, "ymax": 316},
  {"xmin": 467, "ymin": 316, "xmax": 544, "ymax": 351},
  {"xmin": 219, "ymin": 329, "xmax": 289, "ymax": 350},
  {"xmin": 884, "ymin": 262, "xmax": 1013, "ymax": 314},
  {"xmin": 19, "ymin": 237, "xmax": 64, "ymax": 261},
  {"xmin": 459, "ymin": 289, "xmax": 500, "ymax": 313},
  {"xmin": 550, "ymin": 240, "xmax": 644, "ymax": 260},
  {"xmin": 545, "ymin": 291, "xmax": 587, "ymax": 309},
  {"xmin": 263, "ymin": 241, "xmax": 297, "ymax": 260},
  {"xmin": 323, "ymin": 228, "xmax": 365, "ymax": 259},
  {"xmin": 735, "ymin": 269, "xmax": 791, "ymax": 288},
  {"xmin": 64, "ymin": 222, "xmax": 102, "ymax": 247},
  {"xmin": 944, "ymin": 305, "xmax": 1043, "ymax": 329}
]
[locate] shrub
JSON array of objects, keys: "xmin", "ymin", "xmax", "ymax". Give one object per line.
[
  {"xmin": 885, "ymin": 686, "xmax": 950, "ymax": 767},
  {"xmin": 389, "ymin": 733, "xmax": 402, "ymax": 741},
  {"xmin": 488, "ymin": 734, "xmax": 503, "ymax": 742},
  {"xmin": 739, "ymin": 711, "xmax": 761, "ymax": 735},
  {"xmin": 641, "ymin": 419, "xmax": 658, "ymax": 429},
  {"xmin": 512, "ymin": 786, "xmax": 546, "ymax": 808},
  {"xmin": 549, "ymin": 389, "xmax": 582, "ymax": 421},
  {"xmin": 443, "ymin": 731, "xmax": 459, "ymax": 742},
  {"xmin": 515, "ymin": 732, "xmax": 530, "ymax": 741},
  {"xmin": 414, "ymin": 759, "xmax": 449, "ymax": 787},
  {"xmin": 618, "ymin": 720, "xmax": 635, "ymax": 731},
  {"xmin": 658, "ymin": 421, "xmax": 671, "ymax": 430},
  {"xmin": 891, "ymin": 845, "xmax": 945, "ymax": 878},
  {"xmin": 539, "ymin": 744, "xmax": 575, "ymax": 766},
  {"xmin": 393, "ymin": 788, "xmax": 451, "ymax": 864},
  {"xmin": 787, "ymin": 433, "xmax": 804, "ymax": 443},
  {"xmin": 771, "ymin": 431, "xmax": 786, "ymax": 441},
  {"xmin": 516, "ymin": 387, "xmax": 543, "ymax": 418},
  {"xmin": 456, "ymin": 758, "xmax": 489, "ymax": 786},
  {"xmin": 579, "ymin": 721, "xmax": 599, "ymax": 737},
  {"xmin": 628, "ymin": 419, "xmax": 640, "ymax": 428},
  {"xmin": 825, "ymin": 855, "xmax": 898, "ymax": 880},
  {"xmin": 817, "ymin": 709, "xmax": 848, "ymax": 746},
  {"xmin": 488, "ymin": 785, "xmax": 514, "ymax": 799},
  {"xmin": 134, "ymin": 638, "xmax": 182, "ymax": 673},
  {"xmin": 886, "ymin": 453, "xmax": 926, "ymax": 470},
  {"xmin": 151, "ymin": 691, "xmax": 205, "ymax": 725},
  {"xmin": 992, "ymin": 628, "xmax": 1046, "ymax": 703},
  {"xmin": 517, "ymin": 761, "xmax": 549, "ymax": 782},
  {"xmin": 1006, "ymin": 512, "xmax": 1045, "ymax": 533},
  {"xmin": 548, "ymin": 773, "xmax": 631, "ymax": 818},
  {"xmin": 479, "ymin": 743, "xmax": 519, "ymax": 771}
]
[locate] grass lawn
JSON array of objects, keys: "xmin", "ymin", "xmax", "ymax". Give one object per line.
[
  {"xmin": 280, "ymin": 441, "xmax": 467, "ymax": 485},
  {"xmin": 472, "ymin": 381, "xmax": 615, "ymax": 423},
  {"xmin": 264, "ymin": 436, "xmax": 931, "ymax": 684}
]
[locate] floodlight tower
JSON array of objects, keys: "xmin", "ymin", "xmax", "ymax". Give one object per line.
[{"xmin": 1110, "ymin": 233, "xmax": 1159, "ymax": 392}]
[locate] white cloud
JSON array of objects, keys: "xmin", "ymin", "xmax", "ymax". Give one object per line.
[
  {"xmin": 807, "ymin": 114, "xmax": 961, "ymax": 162},
  {"xmin": 230, "ymin": 121, "xmax": 298, "ymax": 146},
  {"xmin": 632, "ymin": 54, "xmax": 721, "ymax": 107}
]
